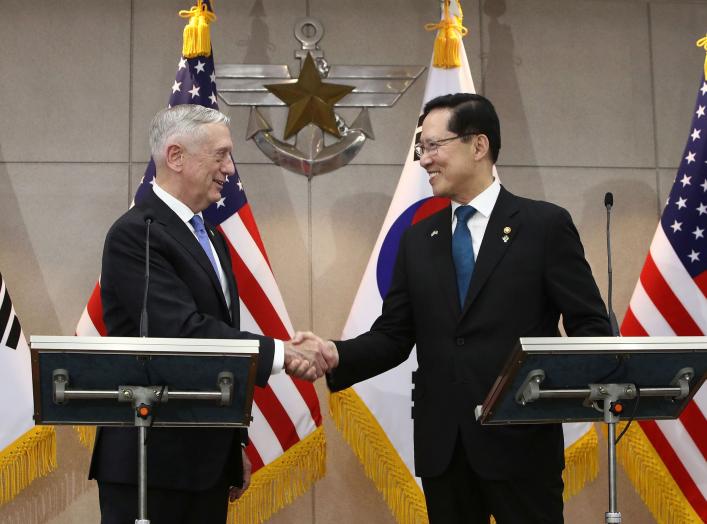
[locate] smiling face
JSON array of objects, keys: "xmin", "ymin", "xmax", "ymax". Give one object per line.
[
  {"xmin": 179, "ymin": 123, "xmax": 235, "ymax": 213},
  {"xmin": 418, "ymin": 107, "xmax": 494, "ymax": 204}
]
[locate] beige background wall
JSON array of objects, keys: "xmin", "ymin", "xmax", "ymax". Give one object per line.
[{"xmin": 1, "ymin": 0, "xmax": 705, "ymax": 522}]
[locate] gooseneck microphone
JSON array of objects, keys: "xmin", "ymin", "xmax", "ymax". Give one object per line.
[
  {"xmin": 139, "ymin": 212, "xmax": 154, "ymax": 338},
  {"xmin": 604, "ymin": 193, "xmax": 620, "ymax": 336}
]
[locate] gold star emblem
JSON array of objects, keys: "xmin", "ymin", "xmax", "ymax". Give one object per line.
[{"xmin": 264, "ymin": 53, "xmax": 354, "ymax": 139}]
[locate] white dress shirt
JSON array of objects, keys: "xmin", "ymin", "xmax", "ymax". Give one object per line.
[
  {"xmin": 450, "ymin": 176, "xmax": 501, "ymax": 259},
  {"xmin": 152, "ymin": 181, "xmax": 284, "ymax": 374}
]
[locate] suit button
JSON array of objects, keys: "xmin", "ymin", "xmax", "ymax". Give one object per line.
[{"xmin": 456, "ymin": 337, "xmax": 465, "ymax": 346}]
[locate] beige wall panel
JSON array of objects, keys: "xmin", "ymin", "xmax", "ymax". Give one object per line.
[
  {"xmin": 499, "ymin": 167, "xmax": 659, "ymax": 324},
  {"xmin": 0, "ymin": 0, "xmax": 130, "ymax": 162},
  {"xmin": 482, "ymin": 0, "xmax": 654, "ymax": 168},
  {"xmin": 0, "ymin": 427, "xmax": 97, "ymax": 524},
  {"xmin": 0, "ymin": 163, "xmax": 127, "ymax": 337},
  {"xmin": 309, "ymin": 0, "xmax": 482, "ymax": 166},
  {"xmin": 650, "ymin": 2, "xmax": 707, "ymax": 168},
  {"xmin": 310, "ymin": 165, "xmax": 402, "ymax": 339},
  {"xmin": 131, "ymin": 0, "xmax": 307, "ymax": 164}
]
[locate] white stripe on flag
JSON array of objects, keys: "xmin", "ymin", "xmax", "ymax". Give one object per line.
[
  {"xmin": 563, "ymin": 422, "xmax": 593, "ymax": 448},
  {"xmin": 221, "ymin": 214, "xmax": 294, "ymax": 333},
  {"xmin": 239, "ymin": 300, "xmax": 260, "ymax": 335},
  {"xmin": 650, "ymin": 226, "xmax": 707, "ymax": 333},
  {"xmin": 655, "ymin": 418, "xmax": 707, "ymax": 499},
  {"xmin": 628, "ymin": 281, "xmax": 675, "ymax": 336},
  {"xmin": 266, "ymin": 372, "xmax": 317, "ymax": 439},
  {"xmin": 76, "ymin": 307, "xmax": 100, "ymax": 337},
  {"xmin": 248, "ymin": 402, "xmax": 284, "ymax": 464}
]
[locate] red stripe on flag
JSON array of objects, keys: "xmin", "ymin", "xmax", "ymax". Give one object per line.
[
  {"xmin": 245, "ymin": 443, "xmax": 264, "ymax": 472},
  {"xmin": 222, "ymin": 231, "xmax": 289, "ymax": 340},
  {"xmin": 619, "ymin": 307, "xmax": 648, "ymax": 336},
  {"xmin": 86, "ymin": 283, "xmax": 107, "ymax": 336},
  {"xmin": 253, "ymin": 385, "xmax": 300, "ymax": 451},
  {"xmin": 640, "ymin": 255, "xmax": 702, "ymax": 335},
  {"xmin": 694, "ymin": 271, "xmax": 707, "ymax": 297},
  {"xmin": 679, "ymin": 401, "xmax": 707, "ymax": 461},
  {"xmin": 238, "ymin": 204, "xmax": 271, "ymax": 269},
  {"xmin": 640, "ymin": 420, "xmax": 707, "ymax": 521},
  {"xmin": 221, "ymin": 232, "xmax": 322, "ymax": 426}
]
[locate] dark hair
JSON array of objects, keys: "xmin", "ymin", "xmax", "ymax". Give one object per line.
[{"xmin": 422, "ymin": 93, "xmax": 501, "ymax": 163}]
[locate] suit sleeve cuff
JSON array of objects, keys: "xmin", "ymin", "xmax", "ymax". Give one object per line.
[{"xmin": 271, "ymin": 339, "xmax": 284, "ymax": 374}]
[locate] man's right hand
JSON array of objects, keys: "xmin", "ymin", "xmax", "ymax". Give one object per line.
[{"xmin": 284, "ymin": 331, "xmax": 339, "ymax": 381}]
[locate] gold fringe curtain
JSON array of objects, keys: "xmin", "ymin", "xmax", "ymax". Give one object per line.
[
  {"xmin": 330, "ymin": 388, "xmax": 428, "ymax": 523},
  {"xmin": 227, "ymin": 426, "xmax": 326, "ymax": 523},
  {"xmin": 74, "ymin": 425, "xmax": 326, "ymax": 523},
  {"xmin": 331, "ymin": 388, "xmax": 599, "ymax": 523},
  {"xmin": 74, "ymin": 425, "xmax": 96, "ymax": 450},
  {"xmin": 0, "ymin": 426, "xmax": 57, "ymax": 505},
  {"xmin": 609, "ymin": 422, "xmax": 702, "ymax": 524}
]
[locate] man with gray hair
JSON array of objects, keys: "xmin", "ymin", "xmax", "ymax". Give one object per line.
[{"xmin": 90, "ymin": 105, "xmax": 335, "ymax": 523}]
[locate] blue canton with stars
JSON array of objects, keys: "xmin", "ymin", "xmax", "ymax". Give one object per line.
[
  {"xmin": 135, "ymin": 6, "xmax": 247, "ymax": 226},
  {"xmin": 662, "ymin": 75, "xmax": 707, "ymax": 280}
]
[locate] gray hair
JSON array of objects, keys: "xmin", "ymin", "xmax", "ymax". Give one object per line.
[{"xmin": 149, "ymin": 104, "xmax": 230, "ymax": 164}]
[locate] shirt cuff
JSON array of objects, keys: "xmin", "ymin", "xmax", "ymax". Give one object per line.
[{"xmin": 271, "ymin": 339, "xmax": 285, "ymax": 374}]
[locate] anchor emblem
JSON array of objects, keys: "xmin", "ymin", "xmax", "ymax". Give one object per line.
[{"xmin": 216, "ymin": 17, "xmax": 425, "ymax": 178}]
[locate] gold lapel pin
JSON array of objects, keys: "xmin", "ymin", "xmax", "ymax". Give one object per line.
[
  {"xmin": 502, "ymin": 226, "xmax": 511, "ymax": 243},
  {"xmin": 431, "ymin": 230, "xmax": 439, "ymax": 237}
]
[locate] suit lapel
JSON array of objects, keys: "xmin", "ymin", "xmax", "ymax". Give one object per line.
[
  {"xmin": 144, "ymin": 191, "xmax": 230, "ymax": 313},
  {"xmin": 426, "ymin": 207, "xmax": 461, "ymax": 316},
  {"xmin": 461, "ymin": 186, "xmax": 521, "ymax": 317}
]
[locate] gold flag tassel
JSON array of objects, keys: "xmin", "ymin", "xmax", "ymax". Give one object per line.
[
  {"xmin": 179, "ymin": 0, "xmax": 217, "ymax": 59},
  {"xmin": 696, "ymin": 34, "xmax": 707, "ymax": 81},
  {"xmin": 425, "ymin": 0, "xmax": 469, "ymax": 69},
  {"xmin": 227, "ymin": 426, "xmax": 326, "ymax": 524},
  {"xmin": 0, "ymin": 426, "xmax": 57, "ymax": 505}
]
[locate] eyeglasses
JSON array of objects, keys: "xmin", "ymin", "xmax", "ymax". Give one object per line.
[{"xmin": 414, "ymin": 133, "xmax": 476, "ymax": 158}]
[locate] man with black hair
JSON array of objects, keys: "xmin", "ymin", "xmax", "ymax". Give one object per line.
[{"xmin": 315, "ymin": 93, "xmax": 611, "ymax": 523}]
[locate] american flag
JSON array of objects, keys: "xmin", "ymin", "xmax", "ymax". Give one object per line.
[
  {"xmin": 75, "ymin": 2, "xmax": 323, "ymax": 518},
  {"xmin": 621, "ymin": 73, "xmax": 707, "ymax": 521}
]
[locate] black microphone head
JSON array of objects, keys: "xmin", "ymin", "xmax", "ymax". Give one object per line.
[
  {"xmin": 604, "ymin": 192, "xmax": 614, "ymax": 208},
  {"xmin": 143, "ymin": 210, "xmax": 155, "ymax": 224}
]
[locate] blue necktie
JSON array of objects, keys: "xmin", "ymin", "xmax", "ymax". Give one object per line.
[
  {"xmin": 452, "ymin": 205, "xmax": 477, "ymax": 306},
  {"xmin": 190, "ymin": 215, "xmax": 221, "ymax": 278}
]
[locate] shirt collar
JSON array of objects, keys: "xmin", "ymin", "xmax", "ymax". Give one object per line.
[
  {"xmin": 450, "ymin": 176, "xmax": 501, "ymax": 220},
  {"xmin": 152, "ymin": 180, "xmax": 202, "ymax": 224}
]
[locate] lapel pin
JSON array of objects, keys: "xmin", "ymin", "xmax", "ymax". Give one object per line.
[
  {"xmin": 502, "ymin": 235, "xmax": 509, "ymax": 243},
  {"xmin": 209, "ymin": 229, "xmax": 215, "ymax": 238},
  {"xmin": 503, "ymin": 226, "xmax": 512, "ymax": 234},
  {"xmin": 431, "ymin": 230, "xmax": 439, "ymax": 237}
]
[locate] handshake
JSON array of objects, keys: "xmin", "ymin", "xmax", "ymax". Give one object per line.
[{"xmin": 283, "ymin": 331, "xmax": 339, "ymax": 381}]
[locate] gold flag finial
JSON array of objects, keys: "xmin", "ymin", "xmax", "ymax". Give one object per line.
[
  {"xmin": 697, "ymin": 34, "xmax": 707, "ymax": 80},
  {"xmin": 179, "ymin": 0, "xmax": 217, "ymax": 58},
  {"xmin": 424, "ymin": 0, "xmax": 468, "ymax": 69}
]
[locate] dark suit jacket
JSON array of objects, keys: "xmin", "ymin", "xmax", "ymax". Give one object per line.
[
  {"xmin": 328, "ymin": 186, "xmax": 611, "ymax": 480},
  {"xmin": 88, "ymin": 188, "xmax": 275, "ymax": 491}
]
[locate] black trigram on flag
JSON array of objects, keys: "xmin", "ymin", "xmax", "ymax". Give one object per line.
[{"xmin": 0, "ymin": 272, "xmax": 22, "ymax": 350}]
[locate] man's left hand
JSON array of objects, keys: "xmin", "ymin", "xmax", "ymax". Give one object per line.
[{"xmin": 228, "ymin": 447, "xmax": 252, "ymax": 502}]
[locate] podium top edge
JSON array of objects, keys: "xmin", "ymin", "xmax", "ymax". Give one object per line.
[
  {"xmin": 518, "ymin": 336, "xmax": 707, "ymax": 352},
  {"xmin": 29, "ymin": 335, "xmax": 260, "ymax": 355}
]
